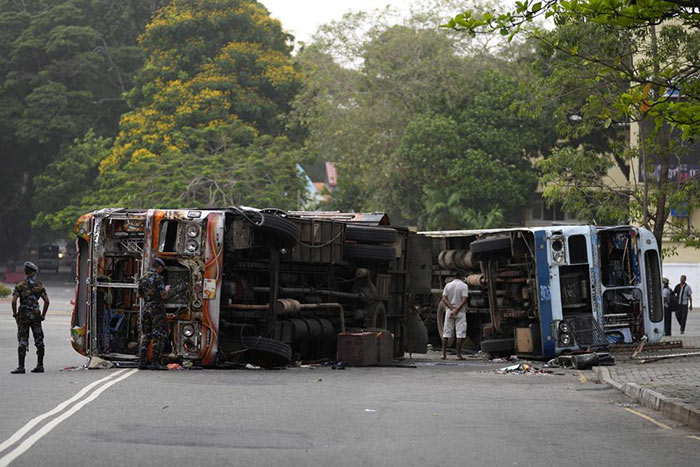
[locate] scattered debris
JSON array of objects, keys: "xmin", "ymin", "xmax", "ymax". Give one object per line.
[
  {"xmin": 87, "ymin": 357, "xmax": 114, "ymax": 369},
  {"xmin": 497, "ymin": 363, "xmax": 553, "ymax": 375},
  {"xmin": 489, "ymin": 355, "xmax": 519, "ymax": 363},
  {"xmin": 332, "ymin": 361, "xmax": 347, "ymax": 370},
  {"xmin": 167, "ymin": 363, "xmax": 184, "ymax": 370},
  {"xmin": 637, "ymin": 350, "xmax": 700, "ymax": 364},
  {"xmin": 364, "ymin": 409, "xmax": 376, "ymax": 413},
  {"xmin": 544, "ymin": 352, "xmax": 615, "ymax": 370}
]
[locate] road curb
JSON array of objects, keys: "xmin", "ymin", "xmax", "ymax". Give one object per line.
[{"xmin": 595, "ymin": 366, "xmax": 700, "ymax": 431}]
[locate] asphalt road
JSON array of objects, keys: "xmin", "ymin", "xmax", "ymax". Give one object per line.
[{"xmin": 1, "ymin": 312, "xmax": 699, "ymax": 467}]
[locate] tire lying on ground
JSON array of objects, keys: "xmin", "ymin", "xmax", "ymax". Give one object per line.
[
  {"xmin": 479, "ymin": 338, "xmax": 515, "ymax": 356},
  {"xmin": 345, "ymin": 225, "xmax": 398, "ymax": 244},
  {"xmin": 344, "ymin": 243, "xmax": 396, "ymax": 262},
  {"xmin": 241, "ymin": 336, "xmax": 292, "ymax": 368},
  {"xmin": 469, "ymin": 236, "xmax": 511, "ymax": 258},
  {"xmin": 244, "ymin": 210, "xmax": 300, "ymax": 249}
]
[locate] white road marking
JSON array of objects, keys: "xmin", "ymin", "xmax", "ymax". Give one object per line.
[
  {"xmin": 0, "ymin": 369, "xmax": 138, "ymax": 466},
  {"xmin": 0, "ymin": 369, "xmax": 128, "ymax": 455}
]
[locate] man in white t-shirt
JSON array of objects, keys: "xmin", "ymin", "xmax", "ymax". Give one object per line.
[{"xmin": 441, "ymin": 270, "xmax": 469, "ymax": 360}]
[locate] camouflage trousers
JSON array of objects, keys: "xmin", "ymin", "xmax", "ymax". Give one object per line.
[
  {"xmin": 16, "ymin": 310, "xmax": 44, "ymax": 352},
  {"xmin": 139, "ymin": 307, "xmax": 168, "ymax": 363}
]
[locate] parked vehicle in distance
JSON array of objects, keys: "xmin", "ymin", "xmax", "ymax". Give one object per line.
[
  {"xmin": 37, "ymin": 244, "xmax": 60, "ymax": 273},
  {"xmin": 418, "ymin": 225, "xmax": 664, "ymax": 358}
]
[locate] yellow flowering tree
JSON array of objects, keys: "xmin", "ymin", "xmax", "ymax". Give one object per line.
[{"xmin": 93, "ymin": 0, "xmax": 304, "ymax": 210}]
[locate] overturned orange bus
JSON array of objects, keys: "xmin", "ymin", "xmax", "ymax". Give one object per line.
[{"xmin": 70, "ymin": 208, "xmax": 429, "ymax": 367}]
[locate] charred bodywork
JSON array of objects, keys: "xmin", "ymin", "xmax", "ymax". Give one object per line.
[{"xmin": 71, "ymin": 208, "xmax": 428, "ymax": 367}]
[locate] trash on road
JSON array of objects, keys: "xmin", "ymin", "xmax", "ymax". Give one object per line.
[{"xmin": 497, "ymin": 363, "xmax": 553, "ymax": 375}]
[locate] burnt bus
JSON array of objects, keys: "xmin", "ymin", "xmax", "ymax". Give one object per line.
[
  {"xmin": 70, "ymin": 208, "xmax": 428, "ymax": 367},
  {"xmin": 418, "ymin": 226, "xmax": 664, "ymax": 358}
]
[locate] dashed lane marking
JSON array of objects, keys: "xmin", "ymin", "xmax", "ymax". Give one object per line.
[{"xmin": 624, "ymin": 408, "xmax": 673, "ymax": 430}]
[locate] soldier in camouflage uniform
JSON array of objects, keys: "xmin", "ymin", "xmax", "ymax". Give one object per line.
[
  {"xmin": 137, "ymin": 258, "xmax": 171, "ymax": 370},
  {"xmin": 11, "ymin": 262, "xmax": 50, "ymax": 374}
]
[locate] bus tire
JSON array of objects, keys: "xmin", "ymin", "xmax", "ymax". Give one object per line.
[
  {"xmin": 344, "ymin": 244, "xmax": 395, "ymax": 262},
  {"xmin": 480, "ymin": 338, "xmax": 515, "ymax": 356},
  {"xmin": 470, "ymin": 236, "xmax": 510, "ymax": 257},
  {"xmin": 345, "ymin": 225, "xmax": 397, "ymax": 244},
  {"xmin": 241, "ymin": 336, "xmax": 292, "ymax": 368},
  {"xmin": 248, "ymin": 211, "xmax": 300, "ymax": 249}
]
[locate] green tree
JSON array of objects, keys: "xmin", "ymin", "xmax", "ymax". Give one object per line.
[
  {"xmin": 445, "ymin": 1, "xmax": 700, "ymax": 248},
  {"xmin": 293, "ymin": 9, "xmax": 555, "ymax": 227},
  {"xmin": 0, "ymin": 0, "xmax": 163, "ymax": 259},
  {"xmin": 89, "ymin": 0, "xmax": 305, "ymax": 211}
]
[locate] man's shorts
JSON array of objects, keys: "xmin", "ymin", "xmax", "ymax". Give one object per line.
[{"xmin": 443, "ymin": 310, "xmax": 467, "ymax": 338}]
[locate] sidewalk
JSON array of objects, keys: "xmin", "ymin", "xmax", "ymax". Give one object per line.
[{"xmin": 596, "ymin": 337, "xmax": 700, "ymax": 431}]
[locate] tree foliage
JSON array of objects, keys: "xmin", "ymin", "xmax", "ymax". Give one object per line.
[
  {"xmin": 42, "ymin": 0, "xmax": 305, "ymax": 231},
  {"xmin": 293, "ymin": 6, "xmax": 556, "ymax": 228},
  {"xmin": 446, "ymin": 1, "xmax": 700, "ymax": 248},
  {"xmin": 0, "ymin": 0, "xmax": 164, "ymax": 257}
]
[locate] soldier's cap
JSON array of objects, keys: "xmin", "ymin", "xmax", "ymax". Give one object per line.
[
  {"xmin": 152, "ymin": 258, "xmax": 166, "ymax": 269},
  {"xmin": 24, "ymin": 261, "xmax": 38, "ymax": 272},
  {"xmin": 663, "ymin": 277, "xmax": 670, "ymax": 284}
]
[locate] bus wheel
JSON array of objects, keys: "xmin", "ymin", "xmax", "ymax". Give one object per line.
[
  {"xmin": 241, "ymin": 336, "xmax": 292, "ymax": 368},
  {"xmin": 344, "ymin": 244, "xmax": 395, "ymax": 262},
  {"xmin": 480, "ymin": 338, "xmax": 515, "ymax": 357},
  {"xmin": 469, "ymin": 236, "xmax": 510, "ymax": 257},
  {"xmin": 245, "ymin": 210, "xmax": 301, "ymax": 249},
  {"xmin": 345, "ymin": 225, "xmax": 398, "ymax": 244}
]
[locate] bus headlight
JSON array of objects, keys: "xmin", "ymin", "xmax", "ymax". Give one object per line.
[
  {"xmin": 185, "ymin": 239, "xmax": 199, "ymax": 253},
  {"xmin": 559, "ymin": 333, "xmax": 572, "ymax": 346},
  {"xmin": 559, "ymin": 322, "xmax": 570, "ymax": 333},
  {"xmin": 186, "ymin": 223, "xmax": 200, "ymax": 238},
  {"xmin": 182, "ymin": 324, "xmax": 195, "ymax": 338}
]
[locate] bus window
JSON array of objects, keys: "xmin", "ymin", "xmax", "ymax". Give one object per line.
[
  {"xmin": 159, "ymin": 220, "xmax": 179, "ymax": 252},
  {"xmin": 568, "ymin": 235, "xmax": 588, "ymax": 264}
]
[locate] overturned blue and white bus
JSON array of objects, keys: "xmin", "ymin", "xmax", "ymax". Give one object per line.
[{"xmin": 419, "ymin": 225, "xmax": 664, "ymax": 359}]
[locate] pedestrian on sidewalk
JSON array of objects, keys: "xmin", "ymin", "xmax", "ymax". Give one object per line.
[
  {"xmin": 441, "ymin": 270, "xmax": 469, "ymax": 361},
  {"xmin": 673, "ymin": 275, "xmax": 693, "ymax": 335},
  {"xmin": 10, "ymin": 261, "xmax": 49, "ymax": 374},
  {"xmin": 663, "ymin": 277, "xmax": 673, "ymax": 336}
]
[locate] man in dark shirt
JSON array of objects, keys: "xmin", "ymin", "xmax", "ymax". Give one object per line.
[{"xmin": 673, "ymin": 275, "xmax": 693, "ymax": 335}]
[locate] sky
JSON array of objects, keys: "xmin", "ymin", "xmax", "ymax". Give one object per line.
[{"xmin": 261, "ymin": 0, "xmax": 411, "ymax": 45}]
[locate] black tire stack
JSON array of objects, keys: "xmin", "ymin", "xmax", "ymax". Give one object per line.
[{"xmin": 343, "ymin": 225, "xmax": 398, "ymax": 262}]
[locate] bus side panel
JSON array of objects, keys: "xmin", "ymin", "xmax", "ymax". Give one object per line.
[
  {"xmin": 201, "ymin": 213, "xmax": 223, "ymax": 365},
  {"xmin": 535, "ymin": 231, "xmax": 555, "ymax": 357}
]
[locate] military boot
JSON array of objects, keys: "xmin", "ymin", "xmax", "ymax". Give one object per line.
[
  {"xmin": 138, "ymin": 349, "xmax": 149, "ymax": 370},
  {"xmin": 11, "ymin": 348, "xmax": 26, "ymax": 374},
  {"xmin": 31, "ymin": 348, "xmax": 45, "ymax": 373},
  {"xmin": 150, "ymin": 361, "xmax": 168, "ymax": 371}
]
